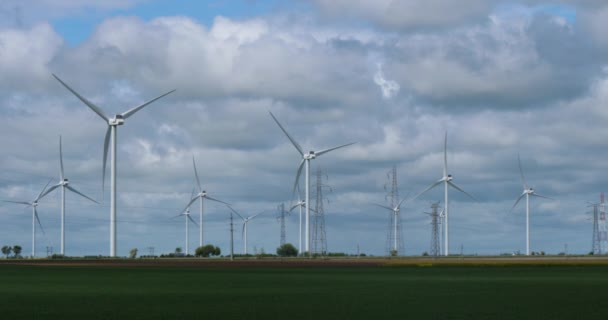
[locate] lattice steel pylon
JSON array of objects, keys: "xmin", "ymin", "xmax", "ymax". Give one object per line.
[
  {"xmin": 600, "ymin": 193, "xmax": 607, "ymax": 254},
  {"xmin": 277, "ymin": 203, "xmax": 288, "ymax": 246},
  {"xmin": 384, "ymin": 166, "xmax": 404, "ymax": 256},
  {"xmin": 425, "ymin": 202, "xmax": 441, "ymax": 257},
  {"xmin": 590, "ymin": 202, "xmax": 600, "ymax": 255},
  {"xmin": 311, "ymin": 167, "xmax": 329, "ymax": 255}
]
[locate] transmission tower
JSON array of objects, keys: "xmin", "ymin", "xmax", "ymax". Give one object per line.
[
  {"xmin": 311, "ymin": 167, "xmax": 330, "ymax": 255},
  {"xmin": 277, "ymin": 203, "xmax": 288, "ymax": 246},
  {"xmin": 590, "ymin": 202, "xmax": 600, "ymax": 255},
  {"xmin": 425, "ymin": 202, "xmax": 441, "ymax": 257},
  {"xmin": 384, "ymin": 166, "xmax": 404, "ymax": 256},
  {"xmin": 600, "ymin": 193, "xmax": 607, "ymax": 254}
]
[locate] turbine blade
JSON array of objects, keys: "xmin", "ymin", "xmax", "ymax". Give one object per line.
[
  {"xmin": 228, "ymin": 206, "xmax": 245, "ymax": 221},
  {"xmin": 3, "ymin": 200, "xmax": 31, "ymax": 206},
  {"xmin": 289, "ymin": 204, "xmax": 300, "ymax": 212},
  {"xmin": 518, "ymin": 153, "xmax": 528, "ymax": 189},
  {"xmin": 205, "ymin": 195, "xmax": 229, "ymax": 205},
  {"xmin": 52, "ymin": 74, "xmax": 108, "ymax": 121},
  {"xmin": 447, "ymin": 181, "xmax": 476, "ymax": 200},
  {"xmin": 34, "ymin": 208, "xmax": 45, "ymax": 235},
  {"xmin": 315, "ymin": 142, "xmax": 356, "ymax": 157},
  {"xmin": 373, "ymin": 203, "xmax": 394, "ymax": 211},
  {"xmin": 192, "ymin": 157, "xmax": 202, "ymax": 192},
  {"xmin": 66, "ymin": 185, "xmax": 99, "ymax": 204},
  {"xmin": 190, "ymin": 188, "xmax": 196, "ymax": 202},
  {"xmin": 397, "ymin": 195, "xmax": 409, "ymax": 208},
  {"xmin": 531, "ymin": 193, "xmax": 554, "ymax": 200},
  {"xmin": 268, "ymin": 111, "xmax": 304, "ymax": 156},
  {"xmin": 171, "ymin": 213, "xmax": 184, "ymax": 219},
  {"xmin": 59, "ymin": 135, "xmax": 64, "ymax": 181},
  {"xmin": 187, "ymin": 214, "xmax": 199, "ymax": 227},
  {"xmin": 102, "ymin": 126, "xmax": 111, "ymax": 195},
  {"xmin": 120, "ymin": 89, "xmax": 176, "ymax": 119},
  {"xmin": 38, "ymin": 184, "xmax": 60, "ymax": 201},
  {"xmin": 511, "ymin": 192, "xmax": 526, "ymax": 210},
  {"xmin": 242, "ymin": 223, "xmax": 246, "ymax": 238},
  {"xmin": 36, "ymin": 178, "xmax": 54, "ymax": 201},
  {"xmin": 444, "ymin": 132, "xmax": 448, "ymax": 178},
  {"xmin": 291, "ymin": 159, "xmax": 305, "ymax": 201},
  {"xmin": 412, "ymin": 179, "xmax": 444, "ymax": 200},
  {"xmin": 250, "ymin": 211, "xmax": 265, "ymax": 220},
  {"xmin": 180, "ymin": 197, "xmax": 199, "ymax": 215}
]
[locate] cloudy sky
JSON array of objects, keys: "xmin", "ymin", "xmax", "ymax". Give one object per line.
[{"xmin": 1, "ymin": 0, "xmax": 608, "ymax": 257}]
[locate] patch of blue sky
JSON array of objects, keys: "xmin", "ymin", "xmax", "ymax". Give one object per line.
[{"xmin": 52, "ymin": 0, "xmax": 302, "ymax": 46}]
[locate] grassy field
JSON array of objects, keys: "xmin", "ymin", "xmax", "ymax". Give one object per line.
[{"xmin": 0, "ymin": 262, "xmax": 607, "ymax": 319}]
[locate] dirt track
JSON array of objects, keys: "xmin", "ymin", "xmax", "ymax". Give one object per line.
[{"xmin": 3, "ymin": 256, "xmax": 608, "ymax": 268}]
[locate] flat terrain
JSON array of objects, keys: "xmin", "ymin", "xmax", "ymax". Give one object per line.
[{"xmin": 1, "ymin": 257, "xmax": 607, "ymax": 319}]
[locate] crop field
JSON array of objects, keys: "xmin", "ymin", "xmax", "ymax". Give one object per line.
[{"xmin": 0, "ymin": 258, "xmax": 607, "ymax": 319}]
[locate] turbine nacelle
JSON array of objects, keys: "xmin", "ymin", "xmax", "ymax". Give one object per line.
[
  {"xmin": 60, "ymin": 179, "xmax": 69, "ymax": 186},
  {"xmin": 109, "ymin": 115, "xmax": 125, "ymax": 126},
  {"xmin": 303, "ymin": 151, "xmax": 316, "ymax": 160},
  {"xmin": 446, "ymin": 174, "xmax": 453, "ymax": 182}
]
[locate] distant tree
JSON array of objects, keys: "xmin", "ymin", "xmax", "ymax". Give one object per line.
[
  {"xmin": 276, "ymin": 243, "xmax": 298, "ymax": 257},
  {"xmin": 175, "ymin": 247, "xmax": 182, "ymax": 254},
  {"xmin": 422, "ymin": 252, "xmax": 429, "ymax": 256},
  {"xmin": 1, "ymin": 246, "xmax": 11, "ymax": 258},
  {"xmin": 195, "ymin": 245, "xmax": 221, "ymax": 257},
  {"xmin": 389, "ymin": 249, "xmax": 398, "ymax": 257},
  {"xmin": 12, "ymin": 245, "xmax": 22, "ymax": 258},
  {"xmin": 129, "ymin": 248, "xmax": 138, "ymax": 259}
]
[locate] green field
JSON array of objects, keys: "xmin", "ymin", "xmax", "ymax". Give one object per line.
[{"xmin": 0, "ymin": 264, "xmax": 606, "ymax": 319}]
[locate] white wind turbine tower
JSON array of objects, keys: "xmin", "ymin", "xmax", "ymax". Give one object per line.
[
  {"xmin": 173, "ymin": 189, "xmax": 198, "ymax": 255},
  {"xmin": 39, "ymin": 136, "xmax": 99, "ymax": 256},
  {"xmin": 512, "ymin": 154, "xmax": 553, "ymax": 256},
  {"xmin": 413, "ymin": 132, "xmax": 475, "ymax": 256},
  {"xmin": 228, "ymin": 206, "xmax": 264, "ymax": 255},
  {"xmin": 269, "ymin": 111, "xmax": 354, "ymax": 255},
  {"xmin": 53, "ymin": 74, "xmax": 175, "ymax": 257},
  {"xmin": 289, "ymin": 186, "xmax": 316, "ymax": 256},
  {"xmin": 180, "ymin": 157, "xmax": 229, "ymax": 247},
  {"xmin": 374, "ymin": 196, "xmax": 408, "ymax": 254},
  {"xmin": 4, "ymin": 179, "xmax": 52, "ymax": 257}
]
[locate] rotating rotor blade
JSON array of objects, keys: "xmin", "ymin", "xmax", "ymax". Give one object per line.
[
  {"xmin": 397, "ymin": 194, "xmax": 410, "ymax": 209},
  {"xmin": 3, "ymin": 200, "xmax": 31, "ymax": 206},
  {"xmin": 205, "ymin": 195, "xmax": 229, "ymax": 206},
  {"xmin": 249, "ymin": 211, "xmax": 265, "ymax": 220},
  {"xmin": 66, "ymin": 185, "xmax": 99, "ymax": 204},
  {"xmin": 447, "ymin": 181, "xmax": 476, "ymax": 200},
  {"xmin": 291, "ymin": 159, "xmax": 305, "ymax": 201},
  {"xmin": 242, "ymin": 223, "xmax": 246, "ymax": 238},
  {"xmin": 187, "ymin": 214, "xmax": 199, "ymax": 227},
  {"xmin": 120, "ymin": 89, "xmax": 176, "ymax": 119},
  {"xmin": 52, "ymin": 74, "xmax": 108, "ymax": 121},
  {"xmin": 192, "ymin": 157, "xmax": 202, "ymax": 192},
  {"xmin": 412, "ymin": 179, "xmax": 444, "ymax": 200},
  {"xmin": 34, "ymin": 207, "xmax": 45, "ymax": 235},
  {"xmin": 38, "ymin": 184, "xmax": 60, "ymax": 200},
  {"xmin": 268, "ymin": 111, "xmax": 304, "ymax": 156},
  {"xmin": 444, "ymin": 132, "xmax": 448, "ymax": 178},
  {"xmin": 315, "ymin": 142, "xmax": 356, "ymax": 157},
  {"xmin": 227, "ymin": 206, "xmax": 245, "ymax": 221},
  {"xmin": 180, "ymin": 196, "xmax": 199, "ymax": 215},
  {"xmin": 373, "ymin": 203, "xmax": 394, "ymax": 211},
  {"xmin": 59, "ymin": 135, "xmax": 64, "ymax": 181},
  {"xmin": 531, "ymin": 193, "xmax": 554, "ymax": 201},
  {"xmin": 171, "ymin": 213, "xmax": 184, "ymax": 219},
  {"xmin": 190, "ymin": 188, "xmax": 196, "ymax": 202},
  {"xmin": 511, "ymin": 192, "xmax": 526, "ymax": 210},
  {"xmin": 102, "ymin": 125, "xmax": 111, "ymax": 195},
  {"xmin": 36, "ymin": 178, "xmax": 54, "ymax": 201},
  {"xmin": 289, "ymin": 203, "xmax": 301, "ymax": 212},
  {"xmin": 517, "ymin": 153, "xmax": 528, "ymax": 189}
]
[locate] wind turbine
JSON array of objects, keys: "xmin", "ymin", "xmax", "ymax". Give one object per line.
[
  {"xmin": 4, "ymin": 179, "xmax": 52, "ymax": 257},
  {"xmin": 269, "ymin": 111, "xmax": 354, "ymax": 255},
  {"xmin": 173, "ymin": 189, "xmax": 198, "ymax": 255},
  {"xmin": 179, "ymin": 157, "xmax": 229, "ymax": 248},
  {"xmin": 227, "ymin": 206, "xmax": 264, "ymax": 255},
  {"xmin": 39, "ymin": 136, "xmax": 99, "ymax": 256},
  {"xmin": 53, "ymin": 74, "xmax": 175, "ymax": 257},
  {"xmin": 413, "ymin": 132, "xmax": 475, "ymax": 256},
  {"xmin": 512, "ymin": 154, "xmax": 553, "ymax": 256},
  {"xmin": 374, "ymin": 196, "xmax": 408, "ymax": 255}
]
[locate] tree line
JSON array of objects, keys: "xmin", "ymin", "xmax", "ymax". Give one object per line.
[{"xmin": 1, "ymin": 245, "xmax": 22, "ymax": 258}]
